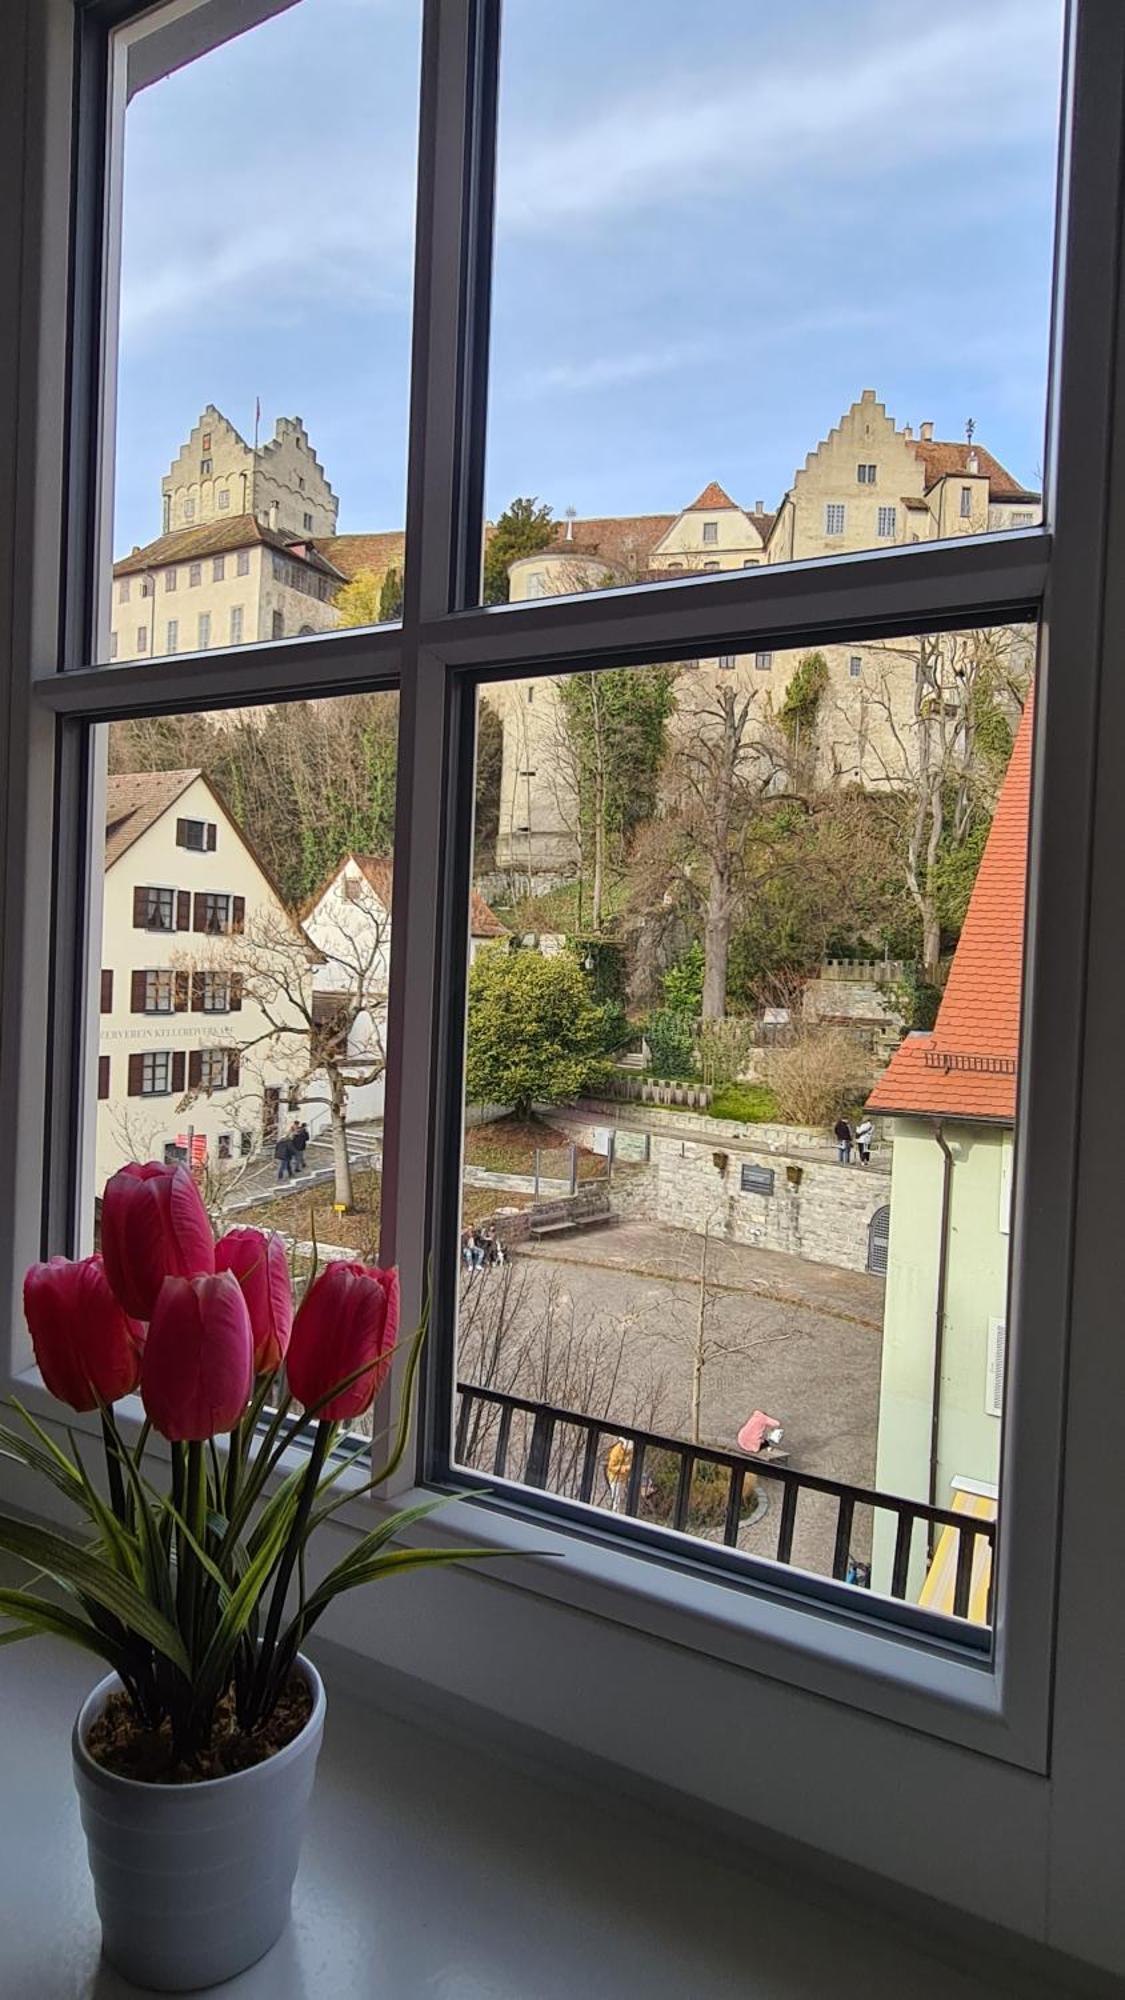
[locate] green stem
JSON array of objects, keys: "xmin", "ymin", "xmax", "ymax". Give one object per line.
[
  {"xmin": 184, "ymin": 1442, "xmax": 205, "ymax": 1665},
  {"xmin": 250, "ymin": 1421, "xmax": 332, "ymax": 1724},
  {"xmin": 171, "ymin": 1442, "xmax": 187, "ymax": 1637},
  {"xmin": 99, "ymin": 1410, "xmax": 127, "ymax": 1523}
]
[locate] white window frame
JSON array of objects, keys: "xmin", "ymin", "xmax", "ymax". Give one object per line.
[
  {"xmin": 824, "ymin": 501, "xmax": 846, "ymax": 534},
  {"xmin": 877, "ymin": 504, "xmax": 896, "ymax": 538},
  {"xmin": 5, "ymin": 0, "xmax": 1125, "ymax": 1964}
]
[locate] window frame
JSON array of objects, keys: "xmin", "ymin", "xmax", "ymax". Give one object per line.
[{"xmin": 1, "ymin": 0, "xmax": 1123, "ymax": 1871}]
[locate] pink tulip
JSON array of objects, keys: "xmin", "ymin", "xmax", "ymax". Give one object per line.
[
  {"xmin": 101, "ymin": 1162, "xmax": 215, "ymax": 1321},
  {"xmin": 23, "ymin": 1255, "xmax": 145, "ymax": 1412},
  {"xmin": 214, "ymin": 1228, "xmax": 293, "ymax": 1374},
  {"xmin": 287, "ymin": 1262, "xmax": 400, "ymax": 1423},
  {"xmin": 141, "ymin": 1273, "xmax": 254, "ymax": 1441}
]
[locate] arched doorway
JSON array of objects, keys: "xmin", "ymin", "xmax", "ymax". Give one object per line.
[{"xmin": 867, "ymin": 1203, "xmax": 890, "ymax": 1276}]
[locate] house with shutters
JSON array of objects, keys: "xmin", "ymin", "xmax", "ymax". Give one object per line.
[
  {"xmin": 97, "ymin": 769, "xmax": 314, "ymax": 1190},
  {"xmin": 864, "ymin": 694, "xmax": 1033, "ymax": 1605}
]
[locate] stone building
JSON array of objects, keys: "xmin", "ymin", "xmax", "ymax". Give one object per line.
[
  {"xmin": 493, "ymin": 392, "xmax": 1040, "ymax": 879},
  {"xmin": 161, "ymin": 403, "xmax": 338, "ymax": 539}
]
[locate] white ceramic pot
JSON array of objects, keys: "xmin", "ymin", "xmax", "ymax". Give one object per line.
[{"xmin": 72, "ymin": 1656, "xmax": 326, "ymax": 1992}]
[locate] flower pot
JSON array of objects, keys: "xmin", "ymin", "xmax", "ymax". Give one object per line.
[{"xmin": 71, "ymin": 1655, "xmax": 326, "ymax": 1992}]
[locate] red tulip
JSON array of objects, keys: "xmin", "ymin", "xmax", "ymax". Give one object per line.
[
  {"xmin": 101, "ymin": 1162, "xmax": 215, "ymax": 1320},
  {"xmin": 214, "ymin": 1228, "xmax": 293, "ymax": 1374},
  {"xmin": 23, "ymin": 1255, "xmax": 145, "ymax": 1412},
  {"xmin": 141, "ymin": 1273, "xmax": 253, "ymax": 1442},
  {"xmin": 287, "ymin": 1261, "xmax": 400, "ymax": 1422}
]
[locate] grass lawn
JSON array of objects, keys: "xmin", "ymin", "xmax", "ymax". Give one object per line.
[
  {"xmin": 234, "ymin": 1157, "xmax": 533, "ymax": 1250},
  {"xmin": 707, "ymin": 1083, "xmax": 781, "ymax": 1123},
  {"xmin": 464, "ymin": 1115, "xmax": 603, "ymax": 1181}
]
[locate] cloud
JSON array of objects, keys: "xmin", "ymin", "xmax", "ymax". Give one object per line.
[
  {"xmin": 497, "ymin": 1, "xmax": 1061, "ymax": 236},
  {"xmin": 516, "ymin": 341, "xmax": 714, "ymax": 398}
]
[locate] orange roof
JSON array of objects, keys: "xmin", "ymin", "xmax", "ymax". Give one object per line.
[
  {"xmin": 684, "ymin": 481, "xmax": 739, "ymax": 511},
  {"xmin": 313, "ymin": 531, "xmax": 405, "ymax": 582},
  {"xmin": 912, "ymin": 439, "xmax": 1038, "ymax": 504},
  {"xmin": 867, "ymin": 691, "xmax": 1034, "ymax": 1123},
  {"xmin": 104, "ymin": 769, "xmax": 201, "ymax": 867}
]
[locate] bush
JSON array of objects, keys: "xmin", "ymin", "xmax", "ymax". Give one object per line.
[
  {"xmin": 465, "ymin": 949, "xmax": 616, "ymax": 1114},
  {"xmin": 765, "ymin": 1025, "xmax": 872, "ymax": 1127},
  {"xmin": 642, "ymin": 1452, "xmax": 758, "ymax": 1533},
  {"xmin": 645, "ymin": 1008, "xmax": 696, "ymax": 1080},
  {"xmin": 697, "ymin": 1016, "xmax": 758, "ymax": 1089},
  {"xmin": 661, "ymin": 942, "xmax": 705, "ymax": 1015}
]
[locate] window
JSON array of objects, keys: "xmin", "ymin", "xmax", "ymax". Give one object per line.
[
  {"xmin": 218, "ymin": 490, "xmax": 230, "ymax": 511},
  {"xmin": 849, "ymin": 654, "xmax": 862, "ymax": 677},
  {"xmin": 230, "ymin": 606, "xmax": 243, "ymax": 645},
  {"xmin": 166, "ymin": 619, "xmax": 178, "ymax": 654},
  {"xmin": 702, "ymin": 521, "xmax": 718, "ymax": 544},
  {"xmin": 164, "ymin": 568, "xmax": 176, "ymax": 592},
  {"xmin": 200, "ymin": 457, "xmax": 212, "ymax": 476},
  {"xmin": 97, "ymin": 1056, "xmax": 110, "ymax": 1101},
  {"xmin": 188, "ymin": 563, "xmax": 201, "ymax": 587},
  {"xmin": 740, "ymin": 1163, "xmax": 775, "ymax": 1195},
  {"xmin": 303, "ymin": 512, "xmax": 314, "ymax": 533},
  {"xmin": 877, "ymin": 506, "xmax": 897, "ymax": 538},
  {"xmin": 218, "ymin": 1133, "xmax": 233, "ymax": 1162},
  {"xmin": 702, "ymin": 560, "xmax": 721, "ymax": 572},
  {"xmin": 193, "ymin": 891, "xmax": 237, "ymax": 935},
  {"xmin": 175, "ymin": 818, "xmax": 216, "ymax": 852},
  {"xmin": 272, "ymin": 611, "xmax": 284, "ymax": 640},
  {"xmin": 197, "ymin": 1048, "xmax": 235, "ymax": 1091},
  {"xmin": 136, "ymin": 969, "xmax": 176, "ymax": 1015},
  {"xmin": 212, "ymin": 557, "xmax": 225, "ymax": 582},
  {"xmin": 196, "ymin": 972, "xmax": 236, "ymax": 1014},
  {"xmin": 236, "ymin": 550, "xmax": 250, "ymax": 577},
  {"xmin": 1013, "ymin": 511, "xmax": 1033, "ymax": 526},
  {"xmin": 184, "ymin": 498, "xmax": 196, "ymax": 521},
  {"xmin": 201, "ymin": 430, "xmax": 212, "ymax": 453},
  {"xmin": 117, "ymin": 578, "xmax": 130, "ymax": 604},
  {"xmin": 961, "ymin": 486, "xmax": 974, "ymax": 518},
  {"xmin": 239, "ymin": 1130, "xmax": 254, "ymax": 1158},
  {"xmin": 857, "ymin": 463, "xmax": 877, "ymax": 483},
  {"xmin": 198, "ymin": 613, "xmax": 211, "ymax": 648},
  {"xmin": 140, "ymin": 575, "xmax": 153, "ymax": 598},
  {"xmin": 825, "ymin": 504, "xmax": 846, "ymax": 535},
  {"xmin": 754, "ymin": 651, "xmax": 772, "ymax": 671},
  {"xmin": 134, "ymin": 1051, "xmax": 174, "ymax": 1097},
  {"xmin": 136, "ymin": 625, "xmax": 148, "ymax": 653},
  {"xmin": 717, "ymin": 655, "xmax": 736, "ymax": 671},
  {"xmin": 133, "ymin": 886, "xmax": 175, "ymax": 932}
]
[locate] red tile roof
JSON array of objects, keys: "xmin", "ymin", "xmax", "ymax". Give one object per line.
[
  {"xmin": 104, "ymin": 769, "xmax": 201, "ymax": 867},
  {"xmin": 866, "ymin": 691, "xmax": 1034, "ymax": 1123},
  {"xmin": 114, "ymin": 515, "xmax": 345, "ymax": 579},
  {"xmin": 684, "ymin": 481, "xmax": 739, "ymax": 511},
  {"xmin": 545, "ymin": 514, "xmax": 678, "ymax": 571},
  {"xmin": 912, "ymin": 439, "xmax": 1039, "ymax": 504},
  {"xmin": 313, "ymin": 531, "xmax": 405, "ymax": 582}
]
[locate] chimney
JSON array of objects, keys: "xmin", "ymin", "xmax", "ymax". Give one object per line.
[
  {"xmin": 967, "ymin": 450, "xmax": 979, "ymax": 475},
  {"xmin": 920, "ymin": 421, "xmax": 934, "ymax": 442},
  {"xmin": 755, "ymin": 499, "xmax": 764, "ymax": 514},
  {"xmin": 902, "ymin": 424, "xmax": 913, "ymax": 441}
]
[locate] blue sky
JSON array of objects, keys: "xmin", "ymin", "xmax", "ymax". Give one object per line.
[{"xmin": 114, "ymin": 0, "xmax": 1064, "ymax": 554}]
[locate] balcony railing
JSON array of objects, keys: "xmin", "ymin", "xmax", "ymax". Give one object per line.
[{"xmin": 454, "ymin": 1383, "xmax": 995, "ymax": 1624}]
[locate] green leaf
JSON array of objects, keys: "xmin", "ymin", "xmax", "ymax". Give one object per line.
[
  {"xmin": 0, "ymin": 1514, "xmax": 189, "ymax": 1676},
  {"xmin": 67, "ymin": 1431, "xmax": 143, "ymax": 1588},
  {"xmin": 192, "ymin": 1477, "xmax": 304, "ymax": 1710},
  {"xmin": 0, "ymin": 1588, "xmax": 131, "ymax": 1674}
]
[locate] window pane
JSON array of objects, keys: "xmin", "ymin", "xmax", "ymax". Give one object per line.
[
  {"xmin": 95, "ymin": 0, "xmax": 420, "ymax": 666},
  {"xmin": 453, "ymin": 627, "xmax": 1036, "ymax": 1626},
  {"xmin": 92, "ymin": 692, "xmax": 399, "ymax": 1428},
  {"xmin": 482, "ymin": 1, "xmax": 1062, "ymax": 604}
]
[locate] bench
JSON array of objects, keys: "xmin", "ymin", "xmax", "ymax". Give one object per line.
[{"xmin": 530, "ymin": 1219, "xmax": 578, "ymax": 1239}]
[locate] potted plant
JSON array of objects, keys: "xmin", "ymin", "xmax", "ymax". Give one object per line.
[{"xmin": 0, "ymin": 1161, "xmax": 487, "ymax": 1992}]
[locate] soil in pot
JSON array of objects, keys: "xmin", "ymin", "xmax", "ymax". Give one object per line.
[{"xmin": 85, "ymin": 1670, "xmax": 312, "ymax": 1785}]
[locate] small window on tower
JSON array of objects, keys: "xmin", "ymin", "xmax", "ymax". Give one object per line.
[
  {"xmin": 200, "ymin": 457, "xmax": 212, "ymax": 476},
  {"xmin": 201, "ymin": 431, "xmax": 212, "ymax": 453}
]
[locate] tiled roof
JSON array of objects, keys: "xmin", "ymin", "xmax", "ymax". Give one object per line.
[
  {"xmin": 313, "ymin": 531, "xmax": 405, "ymax": 582},
  {"xmin": 303, "ymin": 852, "xmax": 508, "ymax": 939},
  {"xmin": 104, "ymin": 769, "xmax": 201, "ymax": 868},
  {"xmin": 114, "ymin": 515, "xmax": 345, "ymax": 579},
  {"xmin": 867, "ymin": 692, "xmax": 1034, "ymax": 1123},
  {"xmin": 545, "ymin": 514, "xmax": 678, "ymax": 570},
  {"xmin": 912, "ymin": 439, "xmax": 1039, "ymax": 503},
  {"xmin": 684, "ymin": 481, "xmax": 739, "ymax": 511}
]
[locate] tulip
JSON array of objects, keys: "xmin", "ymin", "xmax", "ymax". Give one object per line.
[
  {"xmin": 287, "ymin": 1261, "xmax": 400, "ymax": 1422},
  {"xmin": 141, "ymin": 1273, "xmax": 254, "ymax": 1442},
  {"xmin": 101, "ymin": 1162, "xmax": 215, "ymax": 1321},
  {"xmin": 23, "ymin": 1255, "xmax": 145, "ymax": 1412},
  {"xmin": 214, "ymin": 1228, "xmax": 293, "ymax": 1374}
]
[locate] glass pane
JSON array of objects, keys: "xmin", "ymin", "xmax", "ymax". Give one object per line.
[
  {"xmin": 97, "ymin": 0, "xmax": 419, "ymax": 666},
  {"xmin": 482, "ymin": 0, "xmax": 1063, "ymax": 604},
  {"xmin": 89, "ymin": 692, "xmax": 399, "ymax": 1434},
  {"xmin": 454, "ymin": 625, "xmax": 1037, "ymax": 1625}
]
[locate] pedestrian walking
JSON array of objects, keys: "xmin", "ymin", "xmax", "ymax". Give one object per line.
[
  {"xmin": 834, "ymin": 1116, "xmax": 854, "ymax": 1165},
  {"xmin": 274, "ymin": 1135, "xmax": 295, "ymax": 1183},
  {"xmin": 606, "ymin": 1437, "xmax": 633, "ymax": 1514},
  {"xmin": 292, "ymin": 1122, "xmax": 310, "ymax": 1175},
  {"xmin": 855, "ymin": 1117, "xmax": 874, "ymax": 1166}
]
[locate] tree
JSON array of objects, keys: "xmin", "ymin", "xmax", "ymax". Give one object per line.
[
  {"xmin": 661, "ymin": 942, "xmax": 705, "ymax": 1015},
  {"xmin": 554, "ymin": 665, "xmax": 677, "ymax": 931},
  {"xmin": 667, "ymin": 679, "xmax": 771, "ymax": 1019},
  {"xmin": 483, "ymin": 496, "xmax": 554, "ymax": 605},
  {"xmin": 464, "ymin": 949, "xmax": 615, "ymax": 1115},
  {"xmin": 207, "ymin": 882, "xmax": 391, "ymax": 1211},
  {"xmin": 778, "ymin": 650, "xmax": 830, "ymax": 745},
  {"xmin": 474, "ymin": 695, "xmax": 504, "ymax": 868},
  {"xmin": 378, "ymin": 567, "xmax": 404, "ymax": 621}
]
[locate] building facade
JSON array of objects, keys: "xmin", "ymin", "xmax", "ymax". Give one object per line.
[{"xmin": 161, "ymin": 404, "xmax": 338, "ymax": 540}]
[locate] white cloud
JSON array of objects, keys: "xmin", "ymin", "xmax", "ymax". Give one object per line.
[{"xmin": 516, "ymin": 341, "xmax": 713, "ymax": 398}]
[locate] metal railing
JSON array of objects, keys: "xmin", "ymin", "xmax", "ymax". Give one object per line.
[{"xmin": 454, "ymin": 1383, "xmax": 995, "ymax": 1624}]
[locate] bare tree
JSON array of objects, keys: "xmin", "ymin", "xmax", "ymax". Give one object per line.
[{"xmin": 666, "ymin": 677, "xmax": 773, "ymax": 1019}]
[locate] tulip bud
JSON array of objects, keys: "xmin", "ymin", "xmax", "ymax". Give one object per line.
[
  {"xmin": 101, "ymin": 1162, "xmax": 216, "ymax": 1321},
  {"xmin": 287, "ymin": 1261, "xmax": 400, "ymax": 1423},
  {"xmin": 214, "ymin": 1228, "xmax": 293, "ymax": 1374},
  {"xmin": 23, "ymin": 1255, "xmax": 145, "ymax": 1412},
  {"xmin": 141, "ymin": 1273, "xmax": 254, "ymax": 1442}
]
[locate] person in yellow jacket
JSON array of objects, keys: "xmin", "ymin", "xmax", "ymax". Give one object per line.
[{"xmin": 606, "ymin": 1437, "xmax": 633, "ymax": 1513}]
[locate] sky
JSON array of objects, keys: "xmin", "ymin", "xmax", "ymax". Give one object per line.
[{"xmin": 113, "ymin": 0, "xmax": 1065, "ymax": 557}]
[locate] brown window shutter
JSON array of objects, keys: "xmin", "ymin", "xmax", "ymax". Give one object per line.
[
  {"xmin": 175, "ymin": 818, "xmax": 188, "ymax": 847},
  {"xmin": 98, "ymin": 1055, "xmax": 110, "ymax": 1100},
  {"xmin": 171, "ymin": 1051, "xmax": 185, "ymax": 1093},
  {"xmin": 191, "ymin": 972, "xmax": 204, "ymax": 1012},
  {"xmin": 206, "ymin": 822, "xmax": 217, "ymax": 851},
  {"xmin": 227, "ymin": 1049, "xmax": 240, "ymax": 1086},
  {"xmin": 193, "ymin": 893, "xmax": 206, "ymax": 933},
  {"xmin": 188, "ymin": 1050, "xmax": 202, "ymax": 1089},
  {"xmin": 100, "ymin": 969, "xmax": 113, "ymax": 1013},
  {"xmin": 176, "ymin": 890, "xmax": 191, "ymax": 931},
  {"xmin": 232, "ymin": 896, "xmax": 245, "ymax": 934},
  {"xmin": 174, "ymin": 971, "xmax": 190, "ymax": 1011},
  {"xmin": 127, "ymin": 1053, "xmax": 144, "ymax": 1096},
  {"xmin": 130, "ymin": 970, "xmax": 146, "ymax": 1013},
  {"xmin": 229, "ymin": 974, "xmax": 243, "ymax": 1012},
  {"xmin": 132, "ymin": 885, "xmax": 148, "ymax": 928}
]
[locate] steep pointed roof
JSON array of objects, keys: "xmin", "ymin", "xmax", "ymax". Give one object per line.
[
  {"xmin": 104, "ymin": 769, "xmax": 201, "ymax": 867},
  {"xmin": 912, "ymin": 439, "xmax": 1038, "ymax": 503},
  {"xmin": 866, "ymin": 691, "xmax": 1034, "ymax": 1123},
  {"xmin": 684, "ymin": 481, "xmax": 739, "ymax": 511}
]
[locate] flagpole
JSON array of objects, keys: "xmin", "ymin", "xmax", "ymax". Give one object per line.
[{"xmin": 251, "ymin": 395, "xmax": 260, "ymax": 520}]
